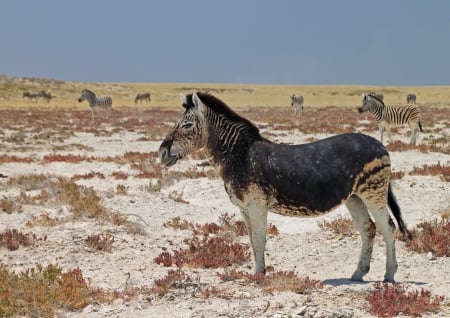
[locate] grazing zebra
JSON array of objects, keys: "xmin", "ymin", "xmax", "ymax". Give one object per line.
[
  {"xmin": 406, "ymin": 93, "xmax": 416, "ymax": 104},
  {"xmin": 159, "ymin": 92, "xmax": 410, "ymax": 282},
  {"xmin": 290, "ymin": 94, "xmax": 304, "ymax": 115},
  {"xmin": 23, "ymin": 90, "xmax": 53, "ymax": 102},
  {"xmin": 23, "ymin": 91, "xmax": 40, "ymax": 101},
  {"xmin": 78, "ymin": 89, "xmax": 112, "ymax": 120},
  {"xmin": 39, "ymin": 90, "xmax": 53, "ymax": 103},
  {"xmin": 135, "ymin": 92, "xmax": 151, "ymax": 104},
  {"xmin": 358, "ymin": 93, "xmax": 422, "ymax": 145}
]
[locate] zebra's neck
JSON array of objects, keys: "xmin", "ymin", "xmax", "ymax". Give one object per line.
[
  {"xmin": 369, "ymin": 99, "xmax": 385, "ymax": 123},
  {"xmin": 206, "ymin": 111, "xmax": 261, "ymax": 165}
]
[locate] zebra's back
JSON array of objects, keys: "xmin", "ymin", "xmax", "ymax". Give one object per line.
[{"xmin": 381, "ymin": 103, "xmax": 421, "ymax": 126}]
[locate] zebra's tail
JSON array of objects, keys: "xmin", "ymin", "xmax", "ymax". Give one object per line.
[
  {"xmin": 418, "ymin": 120, "xmax": 423, "ymax": 132},
  {"xmin": 388, "ymin": 184, "xmax": 412, "ymax": 240}
]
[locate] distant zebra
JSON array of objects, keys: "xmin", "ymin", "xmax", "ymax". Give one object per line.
[
  {"xmin": 23, "ymin": 90, "xmax": 53, "ymax": 102},
  {"xmin": 23, "ymin": 91, "xmax": 40, "ymax": 101},
  {"xmin": 406, "ymin": 93, "xmax": 416, "ymax": 104},
  {"xmin": 39, "ymin": 90, "xmax": 53, "ymax": 103},
  {"xmin": 78, "ymin": 89, "xmax": 112, "ymax": 120},
  {"xmin": 135, "ymin": 92, "xmax": 151, "ymax": 104},
  {"xmin": 290, "ymin": 94, "xmax": 304, "ymax": 115},
  {"xmin": 358, "ymin": 93, "xmax": 423, "ymax": 145}
]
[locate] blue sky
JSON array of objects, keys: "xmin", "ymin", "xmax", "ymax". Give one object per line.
[{"xmin": 1, "ymin": 1, "xmax": 449, "ymax": 85}]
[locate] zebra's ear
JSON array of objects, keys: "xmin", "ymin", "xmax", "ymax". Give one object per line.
[
  {"xmin": 192, "ymin": 92, "xmax": 206, "ymax": 116},
  {"xmin": 179, "ymin": 93, "xmax": 188, "ymax": 106}
]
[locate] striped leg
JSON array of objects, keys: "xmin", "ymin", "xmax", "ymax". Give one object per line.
[
  {"xmin": 345, "ymin": 195, "xmax": 376, "ymax": 281},
  {"xmin": 365, "ymin": 202, "xmax": 398, "ymax": 282}
]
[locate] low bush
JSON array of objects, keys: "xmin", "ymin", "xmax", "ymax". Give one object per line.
[{"xmin": 366, "ymin": 282, "xmax": 444, "ymax": 317}]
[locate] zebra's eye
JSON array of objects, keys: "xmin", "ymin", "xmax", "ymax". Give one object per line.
[{"xmin": 182, "ymin": 122, "xmax": 194, "ymax": 130}]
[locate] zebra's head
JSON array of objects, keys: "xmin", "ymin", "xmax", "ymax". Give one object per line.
[
  {"xmin": 78, "ymin": 89, "xmax": 95, "ymax": 103},
  {"xmin": 159, "ymin": 92, "xmax": 208, "ymax": 167},
  {"xmin": 358, "ymin": 93, "xmax": 383, "ymax": 113}
]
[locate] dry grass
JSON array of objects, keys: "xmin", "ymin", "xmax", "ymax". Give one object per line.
[{"xmin": 2, "ymin": 75, "xmax": 450, "ymax": 109}]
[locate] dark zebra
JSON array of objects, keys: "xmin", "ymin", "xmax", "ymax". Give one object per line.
[
  {"xmin": 406, "ymin": 93, "xmax": 417, "ymax": 104},
  {"xmin": 39, "ymin": 90, "xmax": 53, "ymax": 103},
  {"xmin": 23, "ymin": 90, "xmax": 53, "ymax": 103},
  {"xmin": 159, "ymin": 92, "xmax": 410, "ymax": 282},
  {"xmin": 290, "ymin": 94, "xmax": 304, "ymax": 115},
  {"xmin": 135, "ymin": 92, "xmax": 151, "ymax": 104},
  {"xmin": 78, "ymin": 89, "xmax": 112, "ymax": 120},
  {"xmin": 358, "ymin": 93, "xmax": 422, "ymax": 145},
  {"xmin": 23, "ymin": 91, "xmax": 40, "ymax": 101}
]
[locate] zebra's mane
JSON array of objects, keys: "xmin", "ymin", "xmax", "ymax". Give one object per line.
[
  {"xmin": 367, "ymin": 93, "xmax": 385, "ymax": 105},
  {"xmin": 82, "ymin": 89, "xmax": 96, "ymax": 96},
  {"xmin": 183, "ymin": 92, "xmax": 262, "ymax": 138}
]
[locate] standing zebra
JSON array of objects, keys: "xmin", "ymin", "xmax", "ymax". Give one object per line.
[
  {"xmin": 290, "ymin": 94, "xmax": 304, "ymax": 115},
  {"xmin": 135, "ymin": 92, "xmax": 151, "ymax": 104},
  {"xmin": 368, "ymin": 92, "xmax": 384, "ymax": 102},
  {"xmin": 406, "ymin": 93, "xmax": 417, "ymax": 104},
  {"xmin": 358, "ymin": 93, "xmax": 422, "ymax": 145},
  {"xmin": 78, "ymin": 89, "xmax": 112, "ymax": 120}
]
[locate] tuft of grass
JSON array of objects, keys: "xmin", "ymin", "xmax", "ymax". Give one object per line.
[
  {"xmin": 0, "ymin": 229, "xmax": 46, "ymax": 251},
  {"xmin": 26, "ymin": 211, "xmax": 61, "ymax": 228},
  {"xmin": 366, "ymin": 282, "xmax": 445, "ymax": 317},
  {"xmin": 404, "ymin": 219, "xmax": 450, "ymax": 257},
  {"xmin": 154, "ymin": 235, "xmax": 250, "ymax": 269},
  {"xmin": 0, "ymin": 196, "xmax": 22, "ymax": 213},
  {"xmin": 318, "ymin": 215, "xmax": 356, "ymax": 237},
  {"xmin": 151, "ymin": 269, "xmax": 191, "ymax": 296},
  {"xmin": 0, "ymin": 263, "xmax": 91, "ymax": 317},
  {"xmin": 156, "ymin": 214, "xmax": 279, "ymax": 270},
  {"xmin": 163, "ymin": 216, "xmax": 194, "ymax": 230},
  {"xmin": 217, "ymin": 269, "xmax": 323, "ymax": 294},
  {"xmin": 85, "ymin": 232, "xmax": 115, "ymax": 252},
  {"xmin": 58, "ymin": 178, "xmax": 106, "ymax": 219}
]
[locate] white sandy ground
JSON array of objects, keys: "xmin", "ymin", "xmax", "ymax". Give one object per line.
[{"xmin": 0, "ymin": 122, "xmax": 449, "ymax": 318}]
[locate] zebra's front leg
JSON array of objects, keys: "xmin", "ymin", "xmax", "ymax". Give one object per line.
[{"xmin": 241, "ymin": 205, "xmax": 268, "ymax": 274}]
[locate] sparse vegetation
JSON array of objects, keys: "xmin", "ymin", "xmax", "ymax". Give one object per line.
[
  {"xmin": 217, "ymin": 269, "xmax": 323, "ymax": 294},
  {"xmin": 0, "ymin": 229, "xmax": 46, "ymax": 251},
  {"xmin": 405, "ymin": 219, "xmax": 450, "ymax": 257},
  {"xmin": 318, "ymin": 215, "xmax": 356, "ymax": 237},
  {"xmin": 85, "ymin": 232, "xmax": 115, "ymax": 252},
  {"xmin": 0, "ymin": 263, "xmax": 92, "ymax": 317},
  {"xmin": 366, "ymin": 282, "xmax": 444, "ymax": 317},
  {"xmin": 0, "ymin": 77, "xmax": 448, "ymax": 317}
]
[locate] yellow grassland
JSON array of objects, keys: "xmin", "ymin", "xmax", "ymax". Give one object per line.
[{"xmin": 1, "ymin": 75, "xmax": 449, "ymax": 109}]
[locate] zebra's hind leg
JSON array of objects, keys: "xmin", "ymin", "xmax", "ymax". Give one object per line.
[
  {"xmin": 409, "ymin": 123, "xmax": 418, "ymax": 145},
  {"xmin": 365, "ymin": 201, "xmax": 399, "ymax": 282},
  {"xmin": 345, "ymin": 195, "xmax": 376, "ymax": 281}
]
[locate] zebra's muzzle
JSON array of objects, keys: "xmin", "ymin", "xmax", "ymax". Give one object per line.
[{"xmin": 158, "ymin": 147, "xmax": 179, "ymax": 167}]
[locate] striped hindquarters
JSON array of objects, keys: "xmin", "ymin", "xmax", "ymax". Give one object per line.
[{"xmin": 381, "ymin": 103, "xmax": 421, "ymax": 128}]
